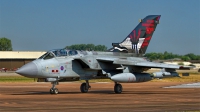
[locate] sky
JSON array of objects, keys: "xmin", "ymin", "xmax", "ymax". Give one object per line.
[{"xmin": 0, "ymin": 0, "xmax": 200, "ymax": 55}]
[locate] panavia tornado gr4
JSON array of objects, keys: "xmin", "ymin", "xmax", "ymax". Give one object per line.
[{"xmin": 16, "ymin": 15, "xmax": 188, "ymax": 94}]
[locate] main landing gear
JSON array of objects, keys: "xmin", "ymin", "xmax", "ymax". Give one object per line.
[
  {"xmin": 49, "ymin": 81, "xmax": 122, "ymax": 94},
  {"xmin": 114, "ymin": 82, "xmax": 123, "ymax": 94},
  {"xmin": 50, "ymin": 81, "xmax": 59, "ymax": 94},
  {"xmin": 80, "ymin": 80, "xmax": 91, "ymax": 93}
]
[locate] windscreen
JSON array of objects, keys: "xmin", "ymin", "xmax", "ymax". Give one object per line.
[
  {"xmin": 38, "ymin": 52, "xmax": 48, "ymax": 59},
  {"xmin": 43, "ymin": 52, "xmax": 55, "ymax": 60}
]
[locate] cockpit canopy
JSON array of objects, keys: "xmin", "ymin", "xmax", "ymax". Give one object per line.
[
  {"xmin": 52, "ymin": 49, "xmax": 68, "ymax": 57},
  {"xmin": 38, "ymin": 49, "xmax": 78, "ymax": 60}
]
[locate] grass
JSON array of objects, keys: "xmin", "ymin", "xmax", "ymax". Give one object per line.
[
  {"xmin": 151, "ymin": 74, "xmax": 200, "ymax": 82},
  {"xmin": 0, "ymin": 76, "xmax": 36, "ymax": 82},
  {"xmin": 0, "ymin": 73, "xmax": 200, "ymax": 83}
]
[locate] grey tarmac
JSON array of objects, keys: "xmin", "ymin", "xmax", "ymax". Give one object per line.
[
  {"xmin": 0, "ymin": 82, "xmax": 200, "ymax": 112},
  {"xmin": 164, "ymin": 82, "xmax": 200, "ymax": 88}
]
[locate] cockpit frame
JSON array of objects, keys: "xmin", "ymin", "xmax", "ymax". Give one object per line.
[{"xmin": 38, "ymin": 49, "xmax": 80, "ymax": 60}]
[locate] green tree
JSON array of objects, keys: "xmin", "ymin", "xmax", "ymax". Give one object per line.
[
  {"xmin": 0, "ymin": 37, "xmax": 13, "ymax": 51},
  {"xmin": 65, "ymin": 44, "xmax": 107, "ymax": 51},
  {"xmin": 144, "ymin": 52, "xmax": 200, "ymax": 61},
  {"xmin": 185, "ymin": 53, "xmax": 197, "ymax": 60},
  {"xmin": 94, "ymin": 45, "xmax": 107, "ymax": 51},
  {"xmin": 196, "ymin": 55, "xmax": 200, "ymax": 60},
  {"xmin": 181, "ymin": 56, "xmax": 190, "ymax": 61},
  {"xmin": 86, "ymin": 44, "xmax": 95, "ymax": 50}
]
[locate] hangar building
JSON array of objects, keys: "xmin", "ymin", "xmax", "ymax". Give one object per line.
[{"xmin": 0, "ymin": 51, "xmax": 46, "ymax": 70}]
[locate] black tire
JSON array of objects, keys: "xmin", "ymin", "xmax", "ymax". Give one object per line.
[
  {"xmin": 53, "ymin": 88, "xmax": 59, "ymax": 94},
  {"xmin": 50, "ymin": 88, "xmax": 59, "ymax": 94},
  {"xmin": 50, "ymin": 88, "xmax": 54, "ymax": 94},
  {"xmin": 80, "ymin": 83, "xmax": 88, "ymax": 93},
  {"xmin": 114, "ymin": 84, "xmax": 123, "ymax": 94}
]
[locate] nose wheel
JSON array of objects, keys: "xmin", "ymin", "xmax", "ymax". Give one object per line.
[
  {"xmin": 50, "ymin": 88, "xmax": 59, "ymax": 94},
  {"xmin": 50, "ymin": 81, "xmax": 59, "ymax": 94}
]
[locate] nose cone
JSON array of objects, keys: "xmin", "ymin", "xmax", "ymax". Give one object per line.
[{"xmin": 16, "ymin": 62, "xmax": 38, "ymax": 78}]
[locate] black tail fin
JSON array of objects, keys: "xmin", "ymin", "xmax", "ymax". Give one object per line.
[{"xmin": 110, "ymin": 15, "xmax": 161, "ymax": 54}]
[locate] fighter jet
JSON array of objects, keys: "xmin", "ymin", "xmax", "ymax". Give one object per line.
[{"xmin": 16, "ymin": 15, "xmax": 187, "ymax": 94}]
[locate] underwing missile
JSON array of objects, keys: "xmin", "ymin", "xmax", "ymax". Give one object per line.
[{"xmin": 152, "ymin": 72, "xmax": 179, "ymax": 78}]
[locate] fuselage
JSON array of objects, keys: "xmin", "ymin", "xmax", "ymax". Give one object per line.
[{"xmin": 16, "ymin": 49, "xmax": 146, "ymax": 79}]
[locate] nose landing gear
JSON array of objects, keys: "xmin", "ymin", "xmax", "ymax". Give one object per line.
[{"xmin": 50, "ymin": 81, "xmax": 59, "ymax": 94}]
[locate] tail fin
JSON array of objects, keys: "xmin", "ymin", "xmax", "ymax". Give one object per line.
[{"xmin": 110, "ymin": 15, "xmax": 161, "ymax": 54}]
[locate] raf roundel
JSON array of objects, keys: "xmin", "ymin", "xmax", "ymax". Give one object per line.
[{"xmin": 60, "ymin": 66, "xmax": 64, "ymax": 71}]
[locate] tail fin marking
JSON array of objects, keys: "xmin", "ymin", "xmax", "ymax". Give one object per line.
[{"xmin": 110, "ymin": 15, "xmax": 161, "ymax": 54}]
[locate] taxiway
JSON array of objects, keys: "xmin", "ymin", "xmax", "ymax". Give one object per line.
[{"xmin": 0, "ymin": 82, "xmax": 200, "ymax": 112}]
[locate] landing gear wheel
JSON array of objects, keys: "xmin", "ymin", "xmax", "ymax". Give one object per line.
[
  {"xmin": 114, "ymin": 84, "xmax": 123, "ymax": 94},
  {"xmin": 80, "ymin": 83, "xmax": 88, "ymax": 93},
  {"xmin": 50, "ymin": 88, "xmax": 59, "ymax": 94},
  {"xmin": 50, "ymin": 88, "xmax": 54, "ymax": 94},
  {"xmin": 53, "ymin": 88, "xmax": 59, "ymax": 94}
]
